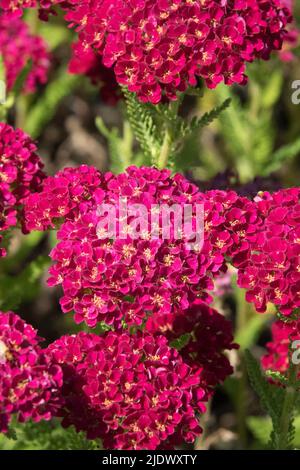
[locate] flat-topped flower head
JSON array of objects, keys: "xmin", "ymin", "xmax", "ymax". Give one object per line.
[
  {"xmin": 236, "ymin": 188, "xmax": 300, "ymax": 316},
  {"xmin": 0, "ymin": 0, "xmax": 293, "ymax": 103},
  {"xmin": 0, "ymin": 311, "xmax": 63, "ymax": 433},
  {"xmin": 24, "ymin": 165, "xmax": 255, "ymax": 330},
  {"xmin": 47, "ymin": 330, "xmax": 207, "ymax": 449}
]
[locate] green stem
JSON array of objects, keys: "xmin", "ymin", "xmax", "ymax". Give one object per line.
[
  {"xmin": 122, "ymin": 120, "xmax": 134, "ymax": 168},
  {"xmin": 157, "ymin": 100, "xmax": 180, "ymax": 169},
  {"xmin": 157, "ymin": 125, "xmax": 172, "ymax": 169},
  {"xmin": 275, "ymin": 363, "xmax": 298, "ymax": 450},
  {"xmin": 235, "ymin": 284, "xmax": 252, "ymax": 448},
  {"xmin": 276, "ymin": 386, "xmax": 296, "ymax": 449}
]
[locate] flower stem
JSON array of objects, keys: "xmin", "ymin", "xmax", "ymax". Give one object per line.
[
  {"xmin": 275, "ymin": 363, "xmax": 298, "ymax": 450},
  {"xmin": 276, "ymin": 386, "xmax": 296, "ymax": 449},
  {"xmin": 235, "ymin": 288, "xmax": 249, "ymax": 449},
  {"xmin": 157, "ymin": 125, "xmax": 172, "ymax": 169}
]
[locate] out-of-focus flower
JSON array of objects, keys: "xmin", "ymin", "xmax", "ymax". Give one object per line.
[
  {"xmin": 261, "ymin": 319, "xmax": 300, "ymax": 380},
  {"xmin": 47, "ymin": 330, "xmax": 207, "ymax": 449},
  {"xmin": 0, "ymin": 122, "xmax": 45, "ymax": 256},
  {"xmin": 69, "ymin": 43, "xmax": 120, "ymax": 105},
  {"xmin": 0, "ymin": 15, "xmax": 51, "ymax": 93},
  {"xmin": 0, "ymin": 311, "xmax": 63, "ymax": 433}
]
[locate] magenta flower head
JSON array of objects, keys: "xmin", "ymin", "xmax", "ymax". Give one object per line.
[
  {"xmin": 47, "ymin": 330, "xmax": 208, "ymax": 449},
  {"xmin": 0, "ymin": 311, "xmax": 63, "ymax": 433},
  {"xmin": 0, "ymin": 1, "xmax": 292, "ymax": 103},
  {"xmin": 56, "ymin": 0, "xmax": 291, "ymax": 102},
  {"xmin": 0, "ymin": 15, "xmax": 51, "ymax": 93},
  {"xmin": 236, "ymin": 188, "xmax": 300, "ymax": 317},
  {"xmin": 69, "ymin": 43, "xmax": 120, "ymax": 105},
  {"xmin": 0, "ymin": 123, "xmax": 45, "ymax": 256},
  {"xmin": 147, "ymin": 301, "xmax": 238, "ymax": 394},
  {"xmin": 24, "ymin": 165, "xmax": 257, "ymax": 330}
]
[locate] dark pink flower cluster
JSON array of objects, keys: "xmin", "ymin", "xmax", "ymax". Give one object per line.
[
  {"xmin": 23, "ymin": 163, "xmax": 300, "ymax": 322},
  {"xmin": 63, "ymin": 0, "xmax": 292, "ymax": 103},
  {"xmin": 261, "ymin": 319, "xmax": 300, "ymax": 379},
  {"xmin": 148, "ymin": 301, "xmax": 238, "ymax": 394},
  {"xmin": 0, "ymin": 123, "xmax": 45, "ymax": 256},
  {"xmin": 0, "ymin": 0, "xmax": 292, "ymax": 103},
  {"xmin": 69, "ymin": 43, "xmax": 120, "ymax": 105},
  {"xmin": 0, "ymin": 311, "xmax": 63, "ymax": 433},
  {"xmin": 47, "ymin": 330, "xmax": 206, "ymax": 449},
  {"xmin": 236, "ymin": 188, "xmax": 300, "ymax": 316},
  {"xmin": 24, "ymin": 166, "xmax": 257, "ymax": 330},
  {"xmin": 0, "ymin": 15, "xmax": 51, "ymax": 93}
]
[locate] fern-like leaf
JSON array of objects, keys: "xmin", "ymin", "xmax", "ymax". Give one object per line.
[{"xmin": 123, "ymin": 88, "xmax": 162, "ymax": 165}]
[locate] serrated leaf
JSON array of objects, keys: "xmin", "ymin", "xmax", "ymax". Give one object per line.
[
  {"xmin": 180, "ymin": 98, "xmax": 231, "ymax": 139},
  {"xmin": 263, "ymin": 137, "xmax": 300, "ymax": 175},
  {"xmin": 170, "ymin": 333, "xmax": 191, "ymax": 351},
  {"xmin": 123, "ymin": 88, "xmax": 162, "ymax": 165}
]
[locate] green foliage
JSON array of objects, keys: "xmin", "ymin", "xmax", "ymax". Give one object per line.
[
  {"xmin": 203, "ymin": 69, "xmax": 300, "ymax": 181},
  {"xmin": 0, "ymin": 255, "xmax": 50, "ymax": 311},
  {"xmin": 11, "ymin": 61, "xmax": 33, "ymax": 99},
  {"xmin": 38, "ymin": 23, "xmax": 74, "ymax": 51},
  {"xmin": 95, "ymin": 116, "xmax": 136, "ymax": 173},
  {"xmin": 170, "ymin": 333, "xmax": 191, "ymax": 351},
  {"xmin": 123, "ymin": 89, "xmax": 162, "ymax": 166},
  {"xmin": 0, "ymin": 420, "xmax": 100, "ymax": 450},
  {"xmin": 247, "ymin": 415, "xmax": 300, "ymax": 450},
  {"xmin": 0, "ymin": 54, "xmax": 4, "ymax": 83},
  {"xmin": 235, "ymin": 314, "xmax": 272, "ymax": 350},
  {"xmin": 24, "ymin": 69, "xmax": 81, "ymax": 138},
  {"xmin": 263, "ymin": 137, "xmax": 300, "ymax": 175},
  {"xmin": 120, "ymin": 88, "xmax": 231, "ymax": 169},
  {"xmin": 246, "ymin": 416, "xmax": 273, "ymax": 448},
  {"xmin": 178, "ymin": 98, "xmax": 231, "ymax": 140},
  {"xmin": 245, "ymin": 349, "xmax": 297, "ymax": 449}
]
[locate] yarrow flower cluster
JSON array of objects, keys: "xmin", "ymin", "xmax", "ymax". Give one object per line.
[
  {"xmin": 47, "ymin": 330, "xmax": 207, "ymax": 449},
  {"xmin": 0, "ymin": 15, "xmax": 51, "ymax": 93},
  {"xmin": 0, "ymin": 123, "xmax": 45, "ymax": 256},
  {"xmin": 152, "ymin": 301, "xmax": 238, "ymax": 394},
  {"xmin": 261, "ymin": 319, "xmax": 300, "ymax": 380},
  {"xmin": 0, "ymin": 311, "xmax": 63, "ymax": 433},
  {"xmin": 236, "ymin": 188, "xmax": 300, "ymax": 316},
  {"xmin": 0, "ymin": 0, "xmax": 293, "ymax": 103},
  {"xmin": 24, "ymin": 165, "xmax": 259, "ymax": 330}
]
